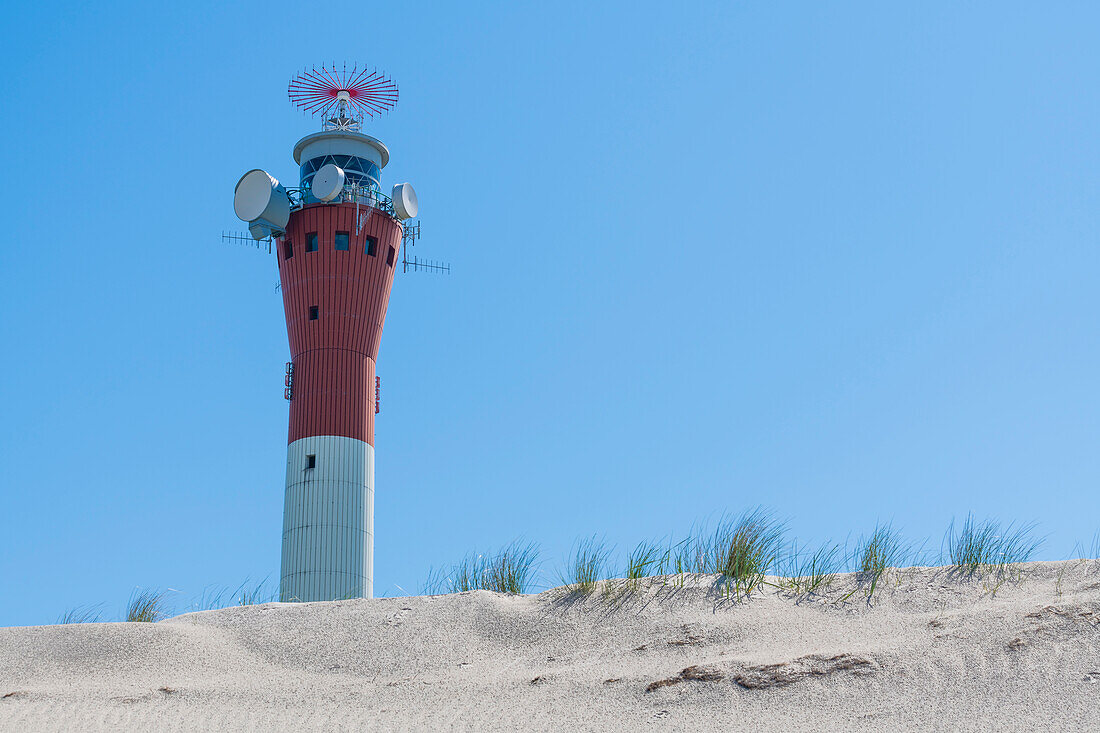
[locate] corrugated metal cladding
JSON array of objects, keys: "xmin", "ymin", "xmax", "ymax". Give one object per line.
[
  {"xmin": 281, "ymin": 435, "xmax": 375, "ymax": 601},
  {"xmin": 278, "ymin": 203, "xmax": 402, "ymax": 445}
]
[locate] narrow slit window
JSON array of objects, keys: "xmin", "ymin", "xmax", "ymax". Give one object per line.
[
  {"xmin": 283, "ymin": 240, "xmax": 293, "ymax": 259},
  {"xmin": 387, "ymin": 246, "xmax": 396, "ymax": 267},
  {"xmin": 335, "ymin": 231, "xmax": 349, "ymax": 251},
  {"xmin": 306, "ymin": 454, "xmax": 316, "ymax": 469},
  {"xmin": 306, "ymin": 232, "xmax": 318, "ymax": 252},
  {"xmin": 309, "ymin": 305, "xmax": 319, "ymax": 321},
  {"xmin": 364, "ymin": 236, "xmax": 377, "ymax": 256}
]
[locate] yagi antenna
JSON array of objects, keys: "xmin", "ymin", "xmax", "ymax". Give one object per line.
[
  {"xmin": 403, "ymin": 255, "xmax": 450, "ymax": 275},
  {"xmin": 222, "ymin": 231, "xmax": 272, "ymax": 253},
  {"xmin": 400, "ymin": 220, "xmax": 450, "ymax": 275}
]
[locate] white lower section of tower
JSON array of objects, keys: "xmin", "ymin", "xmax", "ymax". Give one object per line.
[{"xmin": 280, "ymin": 436, "xmax": 375, "ymax": 602}]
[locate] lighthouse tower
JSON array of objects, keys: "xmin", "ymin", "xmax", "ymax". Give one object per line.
[{"xmin": 232, "ymin": 66, "xmax": 417, "ymax": 601}]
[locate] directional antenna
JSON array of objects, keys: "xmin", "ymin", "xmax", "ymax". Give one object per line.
[
  {"xmin": 400, "ymin": 221, "xmax": 450, "ymax": 274},
  {"xmin": 288, "ymin": 64, "xmax": 399, "ymax": 131},
  {"xmin": 222, "ymin": 231, "xmax": 272, "ymax": 253}
]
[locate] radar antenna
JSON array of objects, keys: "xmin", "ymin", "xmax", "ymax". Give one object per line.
[{"xmin": 288, "ymin": 64, "xmax": 399, "ymax": 131}]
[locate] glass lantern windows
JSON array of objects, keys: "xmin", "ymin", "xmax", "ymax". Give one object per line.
[{"xmin": 299, "ymin": 154, "xmax": 381, "ymax": 193}]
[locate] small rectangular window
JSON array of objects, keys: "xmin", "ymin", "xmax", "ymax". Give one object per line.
[
  {"xmin": 309, "ymin": 305, "xmax": 319, "ymax": 320},
  {"xmin": 283, "ymin": 240, "xmax": 293, "ymax": 259},
  {"xmin": 364, "ymin": 236, "xmax": 377, "ymax": 256},
  {"xmin": 335, "ymin": 231, "xmax": 349, "ymax": 251},
  {"xmin": 306, "ymin": 232, "xmax": 318, "ymax": 252},
  {"xmin": 387, "ymin": 246, "xmax": 396, "ymax": 267},
  {"xmin": 306, "ymin": 454, "xmax": 316, "ymax": 469}
]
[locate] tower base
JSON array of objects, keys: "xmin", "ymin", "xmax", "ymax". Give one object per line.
[{"xmin": 280, "ymin": 435, "xmax": 374, "ymax": 602}]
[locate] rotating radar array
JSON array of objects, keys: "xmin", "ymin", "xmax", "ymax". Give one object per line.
[{"xmin": 288, "ymin": 64, "xmax": 399, "ymax": 130}]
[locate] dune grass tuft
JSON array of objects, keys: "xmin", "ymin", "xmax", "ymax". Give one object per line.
[
  {"xmin": 232, "ymin": 578, "xmax": 276, "ymax": 606},
  {"xmin": 781, "ymin": 541, "xmax": 842, "ymax": 595},
  {"xmin": 946, "ymin": 514, "xmax": 1041, "ymax": 577},
  {"xmin": 194, "ymin": 585, "xmax": 230, "ymax": 611},
  {"xmin": 425, "ymin": 541, "xmax": 539, "ymax": 595},
  {"xmin": 126, "ymin": 588, "xmax": 167, "ymax": 623},
  {"xmin": 625, "ymin": 540, "xmax": 664, "ymax": 582},
  {"xmin": 189, "ymin": 578, "xmax": 277, "ymax": 611},
  {"xmin": 561, "ymin": 535, "xmax": 612, "ymax": 594},
  {"xmin": 58, "ymin": 604, "xmax": 103, "ymax": 624},
  {"xmin": 650, "ymin": 537, "xmax": 694, "ymax": 581},
  {"xmin": 854, "ymin": 524, "xmax": 907, "ymax": 599},
  {"xmin": 697, "ymin": 508, "xmax": 785, "ymax": 599},
  {"xmin": 1076, "ymin": 531, "xmax": 1100, "ymax": 561},
  {"xmin": 602, "ymin": 539, "xmax": 667, "ymax": 596}
]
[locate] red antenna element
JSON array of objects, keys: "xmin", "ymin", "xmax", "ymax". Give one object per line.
[{"xmin": 288, "ymin": 64, "xmax": 399, "ymax": 124}]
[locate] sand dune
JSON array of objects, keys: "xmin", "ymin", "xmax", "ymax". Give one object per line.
[{"xmin": 2, "ymin": 561, "xmax": 1099, "ymax": 731}]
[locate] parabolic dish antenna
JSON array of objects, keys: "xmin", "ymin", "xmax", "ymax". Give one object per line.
[
  {"xmin": 311, "ymin": 164, "xmax": 346, "ymax": 202},
  {"xmin": 391, "ymin": 183, "xmax": 418, "ymax": 220},
  {"xmin": 288, "ymin": 64, "xmax": 399, "ymax": 120},
  {"xmin": 234, "ymin": 169, "xmax": 290, "ymax": 230}
]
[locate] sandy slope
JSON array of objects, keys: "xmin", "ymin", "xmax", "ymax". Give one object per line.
[{"xmin": 2, "ymin": 561, "xmax": 1099, "ymax": 731}]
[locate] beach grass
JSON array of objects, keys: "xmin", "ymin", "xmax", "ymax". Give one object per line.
[
  {"xmin": 697, "ymin": 508, "xmax": 786, "ymax": 599},
  {"xmin": 1073, "ymin": 531, "xmax": 1100, "ymax": 561},
  {"xmin": 647, "ymin": 537, "xmax": 690, "ymax": 578},
  {"xmin": 425, "ymin": 540, "xmax": 539, "ymax": 595},
  {"xmin": 73, "ymin": 512, "xmax": 1065, "ymax": 621},
  {"xmin": 57, "ymin": 604, "xmax": 104, "ymax": 624},
  {"xmin": 561, "ymin": 535, "xmax": 612, "ymax": 594},
  {"xmin": 233, "ymin": 578, "xmax": 276, "ymax": 606},
  {"xmin": 625, "ymin": 540, "xmax": 664, "ymax": 586},
  {"xmin": 946, "ymin": 514, "xmax": 1041, "ymax": 577},
  {"xmin": 126, "ymin": 589, "xmax": 167, "ymax": 623},
  {"xmin": 781, "ymin": 541, "xmax": 842, "ymax": 595},
  {"xmin": 189, "ymin": 578, "xmax": 277, "ymax": 611},
  {"xmin": 854, "ymin": 524, "xmax": 907, "ymax": 599}
]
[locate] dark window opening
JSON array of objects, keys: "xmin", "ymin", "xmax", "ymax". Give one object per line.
[
  {"xmin": 309, "ymin": 305, "xmax": 319, "ymax": 321},
  {"xmin": 387, "ymin": 246, "xmax": 396, "ymax": 267},
  {"xmin": 306, "ymin": 232, "xmax": 318, "ymax": 252},
  {"xmin": 283, "ymin": 240, "xmax": 293, "ymax": 259},
  {"xmin": 335, "ymin": 231, "xmax": 349, "ymax": 251},
  {"xmin": 364, "ymin": 236, "xmax": 377, "ymax": 256},
  {"xmin": 306, "ymin": 454, "xmax": 316, "ymax": 469}
]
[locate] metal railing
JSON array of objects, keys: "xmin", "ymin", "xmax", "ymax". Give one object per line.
[{"xmin": 285, "ymin": 185, "xmax": 397, "ymax": 219}]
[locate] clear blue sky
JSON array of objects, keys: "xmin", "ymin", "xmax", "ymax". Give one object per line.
[{"xmin": 2, "ymin": 1, "xmax": 1098, "ymax": 626}]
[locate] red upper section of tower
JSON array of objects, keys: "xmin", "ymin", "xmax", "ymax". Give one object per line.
[{"xmin": 278, "ymin": 203, "xmax": 403, "ymax": 445}]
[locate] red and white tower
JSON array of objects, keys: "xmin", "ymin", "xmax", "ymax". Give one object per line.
[{"xmin": 232, "ymin": 66, "xmax": 420, "ymax": 602}]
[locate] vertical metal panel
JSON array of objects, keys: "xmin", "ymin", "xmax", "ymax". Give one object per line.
[
  {"xmin": 287, "ymin": 352, "xmax": 375, "ymax": 444},
  {"xmin": 281, "ymin": 435, "xmax": 375, "ymax": 601}
]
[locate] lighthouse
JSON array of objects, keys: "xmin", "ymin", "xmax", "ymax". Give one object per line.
[{"xmin": 232, "ymin": 66, "xmax": 418, "ymax": 602}]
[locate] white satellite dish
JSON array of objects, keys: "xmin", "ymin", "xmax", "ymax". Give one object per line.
[
  {"xmin": 311, "ymin": 163, "xmax": 346, "ymax": 202},
  {"xmin": 391, "ymin": 182, "xmax": 418, "ymax": 220},
  {"xmin": 233, "ymin": 169, "xmax": 290, "ymax": 238}
]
